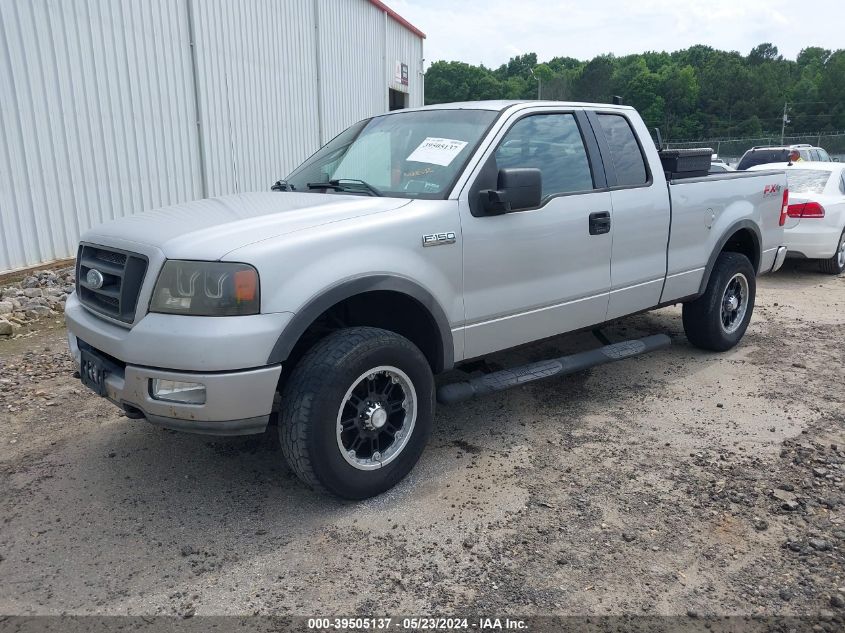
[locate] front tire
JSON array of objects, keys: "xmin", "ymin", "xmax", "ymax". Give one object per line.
[
  {"xmin": 818, "ymin": 228, "xmax": 845, "ymax": 275},
  {"xmin": 279, "ymin": 327, "xmax": 434, "ymax": 499},
  {"xmin": 682, "ymin": 252, "xmax": 756, "ymax": 352}
]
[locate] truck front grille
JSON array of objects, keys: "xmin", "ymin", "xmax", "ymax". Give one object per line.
[{"xmin": 76, "ymin": 244, "xmax": 148, "ymax": 324}]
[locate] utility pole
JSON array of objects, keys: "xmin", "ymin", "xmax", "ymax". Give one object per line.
[
  {"xmin": 780, "ymin": 102, "xmax": 789, "ymax": 145},
  {"xmin": 529, "ymin": 67, "xmax": 541, "ymax": 100}
]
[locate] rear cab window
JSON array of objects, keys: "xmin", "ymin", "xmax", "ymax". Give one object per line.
[{"xmin": 595, "ymin": 114, "xmax": 649, "ymax": 186}]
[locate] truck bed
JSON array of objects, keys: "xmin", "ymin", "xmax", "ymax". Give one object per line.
[{"xmin": 661, "ymin": 169, "xmax": 786, "ymax": 303}]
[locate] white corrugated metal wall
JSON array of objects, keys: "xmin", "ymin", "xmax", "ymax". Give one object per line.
[
  {"xmin": 0, "ymin": 0, "xmax": 202, "ymax": 273},
  {"xmin": 316, "ymin": 0, "xmax": 424, "ymax": 142},
  {"xmin": 191, "ymin": 0, "xmax": 323, "ymax": 197},
  {"xmin": 316, "ymin": 0, "xmax": 386, "ymax": 143},
  {"xmin": 0, "ymin": 0, "xmax": 424, "ymax": 273}
]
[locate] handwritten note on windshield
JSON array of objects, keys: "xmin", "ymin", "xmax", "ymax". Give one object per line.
[{"xmin": 406, "ymin": 137, "xmax": 468, "ymax": 166}]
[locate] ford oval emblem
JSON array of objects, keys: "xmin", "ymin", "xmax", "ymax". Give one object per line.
[{"xmin": 86, "ymin": 268, "xmax": 105, "ymax": 290}]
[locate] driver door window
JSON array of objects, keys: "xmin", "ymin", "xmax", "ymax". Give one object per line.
[{"xmin": 494, "ymin": 113, "xmax": 594, "ymax": 199}]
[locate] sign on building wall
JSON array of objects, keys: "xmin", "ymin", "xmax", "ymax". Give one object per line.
[{"xmin": 394, "ymin": 61, "xmax": 409, "ymax": 86}]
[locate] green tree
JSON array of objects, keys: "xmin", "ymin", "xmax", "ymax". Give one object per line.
[
  {"xmin": 620, "ymin": 62, "xmax": 662, "ymax": 126},
  {"xmin": 698, "ymin": 52, "xmax": 749, "ymax": 135},
  {"xmin": 658, "ymin": 64, "xmax": 700, "ymax": 139},
  {"xmin": 797, "ymin": 47, "xmax": 831, "ymax": 68},
  {"xmin": 748, "ymin": 43, "xmax": 781, "ymax": 65},
  {"xmin": 819, "ymin": 50, "xmax": 845, "ymax": 129},
  {"xmin": 423, "ymin": 43, "xmax": 845, "ymax": 141},
  {"xmin": 424, "ymin": 61, "xmax": 503, "ymax": 104},
  {"xmin": 493, "ymin": 53, "xmax": 539, "ymax": 81},
  {"xmin": 573, "ymin": 55, "xmax": 615, "ymax": 103},
  {"xmin": 546, "ymin": 56, "xmax": 583, "ymax": 75}
]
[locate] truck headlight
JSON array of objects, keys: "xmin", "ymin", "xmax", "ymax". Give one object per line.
[{"xmin": 149, "ymin": 261, "xmax": 260, "ymax": 316}]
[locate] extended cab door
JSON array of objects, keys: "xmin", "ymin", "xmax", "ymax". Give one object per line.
[
  {"xmin": 585, "ymin": 110, "xmax": 670, "ymax": 319},
  {"xmin": 458, "ymin": 109, "xmax": 613, "ymax": 359}
]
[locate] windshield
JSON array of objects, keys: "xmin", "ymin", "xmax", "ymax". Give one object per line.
[
  {"xmin": 284, "ymin": 109, "xmax": 498, "ymax": 199},
  {"xmin": 786, "ymin": 169, "xmax": 833, "ymax": 194}
]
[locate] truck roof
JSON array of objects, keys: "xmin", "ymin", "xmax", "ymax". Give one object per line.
[{"xmin": 400, "ymin": 100, "xmax": 637, "ymax": 114}]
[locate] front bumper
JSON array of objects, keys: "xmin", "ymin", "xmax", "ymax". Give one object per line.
[
  {"xmin": 65, "ymin": 291, "xmax": 287, "ymax": 435},
  {"xmin": 68, "ymin": 331, "xmax": 281, "ymax": 435}
]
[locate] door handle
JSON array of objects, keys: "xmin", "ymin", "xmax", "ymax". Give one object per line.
[{"xmin": 589, "ymin": 211, "xmax": 611, "ymax": 235}]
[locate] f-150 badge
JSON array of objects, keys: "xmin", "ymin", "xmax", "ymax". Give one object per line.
[{"xmin": 422, "ymin": 232, "xmax": 457, "ymax": 247}]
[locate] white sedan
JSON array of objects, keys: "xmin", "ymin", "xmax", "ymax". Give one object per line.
[{"xmin": 749, "ymin": 162, "xmax": 845, "ymax": 274}]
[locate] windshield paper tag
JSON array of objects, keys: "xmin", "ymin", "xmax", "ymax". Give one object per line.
[{"xmin": 406, "ymin": 137, "xmax": 468, "ymax": 166}]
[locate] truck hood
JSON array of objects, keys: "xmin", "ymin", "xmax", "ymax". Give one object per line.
[{"xmin": 82, "ymin": 192, "xmax": 411, "ymax": 260}]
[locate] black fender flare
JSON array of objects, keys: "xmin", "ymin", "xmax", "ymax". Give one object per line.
[
  {"xmin": 697, "ymin": 219, "xmax": 762, "ymax": 296},
  {"xmin": 267, "ymin": 274, "xmax": 454, "ymax": 373}
]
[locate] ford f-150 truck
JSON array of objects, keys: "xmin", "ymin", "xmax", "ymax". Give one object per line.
[{"xmin": 66, "ymin": 101, "xmax": 788, "ymax": 498}]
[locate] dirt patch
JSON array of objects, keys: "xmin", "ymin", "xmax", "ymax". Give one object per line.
[{"xmin": 0, "ymin": 264, "xmax": 843, "ymax": 618}]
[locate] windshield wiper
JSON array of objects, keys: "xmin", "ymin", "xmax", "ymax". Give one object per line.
[{"xmin": 306, "ymin": 178, "xmax": 383, "ymax": 197}]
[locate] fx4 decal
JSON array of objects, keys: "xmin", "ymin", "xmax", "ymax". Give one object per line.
[{"xmin": 763, "ymin": 183, "xmax": 783, "ymax": 197}]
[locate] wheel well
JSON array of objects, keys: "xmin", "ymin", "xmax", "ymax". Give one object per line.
[
  {"xmin": 282, "ymin": 290, "xmax": 444, "ymax": 382},
  {"xmin": 721, "ymin": 228, "xmax": 760, "ymax": 272}
]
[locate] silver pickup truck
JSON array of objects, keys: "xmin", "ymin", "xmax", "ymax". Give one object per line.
[{"xmin": 66, "ymin": 101, "xmax": 788, "ymax": 498}]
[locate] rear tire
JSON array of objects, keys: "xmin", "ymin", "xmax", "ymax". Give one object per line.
[
  {"xmin": 279, "ymin": 327, "xmax": 434, "ymax": 499},
  {"xmin": 682, "ymin": 252, "xmax": 756, "ymax": 352},
  {"xmin": 818, "ymin": 228, "xmax": 845, "ymax": 275}
]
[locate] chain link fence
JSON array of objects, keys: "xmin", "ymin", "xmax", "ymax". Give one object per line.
[{"xmin": 664, "ymin": 133, "xmax": 845, "ymax": 166}]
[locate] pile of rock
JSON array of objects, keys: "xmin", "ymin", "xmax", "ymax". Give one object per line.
[{"xmin": 0, "ymin": 267, "xmax": 75, "ymax": 338}]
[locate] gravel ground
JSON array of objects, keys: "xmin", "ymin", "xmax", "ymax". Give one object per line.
[
  {"xmin": 0, "ymin": 267, "xmax": 75, "ymax": 339},
  {"xmin": 0, "ymin": 263, "xmax": 843, "ymax": 621}
]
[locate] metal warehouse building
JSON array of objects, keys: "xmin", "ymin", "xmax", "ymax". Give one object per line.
[{"xmin": 0, "ymin": 0, "xmax": 425, "ymax": 273}]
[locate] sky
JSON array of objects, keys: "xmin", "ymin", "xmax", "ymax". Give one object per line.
[{"xmin": 390, "ymin": 0, "xmax": 845, "ymax": 69}]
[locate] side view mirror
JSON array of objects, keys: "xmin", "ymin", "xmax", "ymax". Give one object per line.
[
  {"xmin": 271, "ymin": 179, "xmax": 291, "ymax": 191},
  {"xmin": 479, "ymin": 168, "xmax": 542, "ymax": 215}
]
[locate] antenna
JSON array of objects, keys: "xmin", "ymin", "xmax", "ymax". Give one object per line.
[{"xmin": 612, "ymin": 95, "xmax": 623, "ymax": 105}]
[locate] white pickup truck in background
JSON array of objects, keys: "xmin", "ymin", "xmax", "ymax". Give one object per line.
[{"xmin": 66, "ymin": 101, "xmax": 788, "ymax": 498}]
